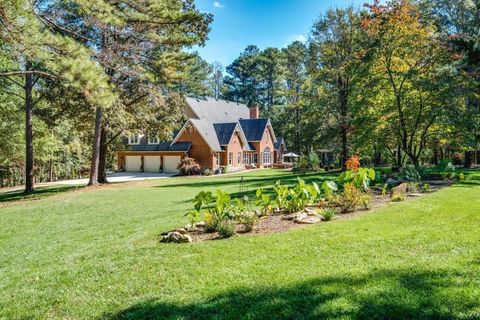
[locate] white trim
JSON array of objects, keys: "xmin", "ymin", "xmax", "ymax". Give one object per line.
[
  {"xmin": 128, "ymin": 133, "xmax": 141, "ymax": 145},
  {"xmin": 147, "ymin": 135, "xmax": 159, "ymax": 145}
]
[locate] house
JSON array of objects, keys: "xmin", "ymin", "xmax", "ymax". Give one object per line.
[{"xmin": 117, "ymin": 98, "xmax": 285, "ymax": 174}]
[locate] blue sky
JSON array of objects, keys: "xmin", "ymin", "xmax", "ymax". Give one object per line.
[{"xmin": 194, "ymin": 0, "xmax": 366, "ymax": 66}]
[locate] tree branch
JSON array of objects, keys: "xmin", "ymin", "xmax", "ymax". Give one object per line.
[{"xmin": 0, "ymin": 71, "xmax": 58, "ymax": 78}]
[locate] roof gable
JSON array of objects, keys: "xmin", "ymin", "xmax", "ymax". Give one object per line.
[{"xmin": 239, "ymin": 119, "xmax": 269, "ymax": 141}]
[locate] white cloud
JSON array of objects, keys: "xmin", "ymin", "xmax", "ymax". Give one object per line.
[
  {"xmin": 290, "ymin": 34, "xmax": 307, "ymax": 43},
  {"xmin": 213, "ymin": 1, "xmax": 224, "ymax": 8}
]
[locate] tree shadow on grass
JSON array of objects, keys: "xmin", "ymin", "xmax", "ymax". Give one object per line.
[
  {"xmin": 155, "ymin": 171, "xmax": 339, "ymax": 191},
  {"xmin": 0, "ymin": 185, "xmax": 82, "ymax": 203},
  {"xmin": 104, "ymin": 268, "xmax": 479, "ymax": 320}
]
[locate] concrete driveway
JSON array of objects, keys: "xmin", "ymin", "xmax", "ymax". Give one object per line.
[
  {"xmin": 57, "ymin": 172, "xmax": 175, "ymax": 186},
  {"xmin": 0, "ymin": 172, "xmax": 175, "ymax": 194}
]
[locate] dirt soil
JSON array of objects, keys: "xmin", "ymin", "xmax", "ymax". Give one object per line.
[{"xmin": 187, "ymin": 181, "xmax": 452, "ymax": 243}]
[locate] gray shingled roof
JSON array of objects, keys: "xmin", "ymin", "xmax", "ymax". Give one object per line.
[
  {"xmin": 127, "ymin": 137, "xmax": 191, "ymax": 152},
  {"xmin": 213, "ymin": 123, "xmax": 237, "ymax": 145},
  {"xmin": 274, "ymin": 137, "xmax": 286, "ymax": 150},
  {"xmin": 184, "ymin": 98, "xmax": 251, "ymax": 152},
  {"xmin": 239, "ymin": 119, "xmax": 269, "ymax": 141}
]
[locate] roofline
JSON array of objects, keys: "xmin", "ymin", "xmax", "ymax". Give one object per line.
[{"xmin": 170, "ymin": 119, "xmax": 221, "ymax": 152}]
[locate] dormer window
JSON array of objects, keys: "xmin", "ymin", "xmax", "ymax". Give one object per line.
[
  {"xmin": 128, "ymin": 133, "xmax": 140, "ymax": 145},
  {"xmin": 148, "ymin": 134, "xmax": 159, "ymax": 145}
]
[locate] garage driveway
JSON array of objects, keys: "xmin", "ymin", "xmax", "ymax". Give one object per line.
[{"xmin": 58, "ymin": 172, "xmax": 175, "ymax": 186}]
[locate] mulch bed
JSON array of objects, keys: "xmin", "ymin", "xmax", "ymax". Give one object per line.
[{"xmin": 185, "ymin": 180, "xmax": 452, "ymax": 243}]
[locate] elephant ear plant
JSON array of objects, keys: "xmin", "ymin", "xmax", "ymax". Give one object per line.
[{"xmin": 185, "ymin": 191, "xmax": 214, "ymax": 229}]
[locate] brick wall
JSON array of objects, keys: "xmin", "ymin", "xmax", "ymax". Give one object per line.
[{"xmin": 176, "ymin": 126, "xmax": 215, "ymax": 168}]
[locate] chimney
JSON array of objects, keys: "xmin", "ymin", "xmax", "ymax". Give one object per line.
[{"xmin": 249, "ymin": 105, "xmax": 259, "ymax": 119}]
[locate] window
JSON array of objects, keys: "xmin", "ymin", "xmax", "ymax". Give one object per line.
[
  {"xmin": 228, "ymin": 153, "xmax": 233, "ymax": 165},
  {"xmin": 263, "ymin": 147, "xmax": 272, "ymax": 164},
  {"xmin": 216, "ymin": 154, "xmax": 220, "ymax": 167},
  {"xmin": 237, "ymin": 152, "xmax": 242, "ymax": 165},
  {"xmin": 128, "ymin": 133, "xmax": 140, "ymax": 145},
  {"xmin": 243, "ymin": 153, "xmax": 251, "ymax": 165},
  {"xmin": 148, "ymin": 134, "xmax": 159, "ymax": 145},
  {"xmin": 253, "ymin": 153, "xmax": 258, "ymax": 164}
]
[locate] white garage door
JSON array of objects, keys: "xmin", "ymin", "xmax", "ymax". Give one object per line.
[
  {"xmin": 144, "ymin": 156, "xmax": 161, "ymax": 173},
  {"xmin": 163, "ymin": 156, "xmax": 181, "ymax": 173},
  {"xmin": 125, "ymin": 156, "xmax": 142, "ymax": 172}
]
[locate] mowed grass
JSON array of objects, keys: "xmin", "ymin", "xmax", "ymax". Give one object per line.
[{"xmin": 1, "ymin": 169, "xmax": 480, "ymax": 319}]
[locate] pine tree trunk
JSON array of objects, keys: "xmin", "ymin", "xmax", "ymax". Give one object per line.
[
  {"xmin": 24, "ymin": 71, "xmax": 34, "ymax": 194},
  {"xmin": 48, "ymin": 159, "xmax": 54, "ymax": 182},
  {"xmin": 88, "ymin": 107, "xmax": 103, "ymax": 186},
  {"xmin": 98, "ymin": 125, "xmax": 108, "ymax": 184}
]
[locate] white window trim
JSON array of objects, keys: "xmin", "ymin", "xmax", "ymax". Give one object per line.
[
  {"xmin": 253, "ymin": 153, "xmax": 258, "ymax": 164},
  {"xmin": 128, "ymin": 133, "xmax": 140, "ymax": 145},
  {"xmin": 228, "ymin": 153, "xmax": 233, "ymax": 165},
  {"xmin": 237, "ymin": 152, "xmax": 242, "ymax": 165},
  {"xmin": 148, "ymin": 135, "xmax": 159, "ymax": 145},
  {"xmin": 263, "ymin": 148, "xmax": 272, "ymax": 164}
]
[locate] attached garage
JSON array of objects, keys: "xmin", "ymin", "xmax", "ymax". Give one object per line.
[
  {"xmin": 144, "ymin": 156, "xmax": 161, "ymax": 173},
  {"xmin": 163, "ymin": 156, "xmax": 181, "ymax": 173},
  {"xmin": 125, "ymin": 156, "xmax": 142, "ymax": 172}
]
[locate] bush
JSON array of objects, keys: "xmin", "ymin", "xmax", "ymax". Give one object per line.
[
  {"xmin": 177, "ymin": 157, "xmax": 201, "ymax": 176},
  {"xmin": 361, "ymin": 193, "xmax": 372, "ymax": 210},
  {"xmin": 338, "ymin": 183, "xmax": 363, "ymax": 213},
  {"xmin": 321, "ymin": 208, "xmax": 337, "ymax": 221},
  {"xmin": 202, "ymin": 168, "xmax": 213, "ymax": 176},
  {"xmin": 398, "ymin": 165, "xmax": 421, "ymax": 182},
  {"xmin": 308, "ymin": 148, "xmax": 321, "ymax": 171},
  {"xmin": 236, "ymin": 212, "xmax": 258, "ymax": 232},
  {"xmin": 422, "ymin": 183, "xmax": 431, "ymax": 192},
  {"xmin": 391, "ymin": 194, "xmax": 405, "ymax": 202},
  {"xmin": 459, "ymin": 173, "xmax": 465, "ymax": 181},
  {"xmin": 345, "ymin": 155, "xmax": 360, "ymax": 171},
  {"xmin": 217, "ymin": 220, "xmax": 236, "ymax": 238},
  {"xmin": 436, "ymin": 158, "xmax": 455, "ymax": 172}
]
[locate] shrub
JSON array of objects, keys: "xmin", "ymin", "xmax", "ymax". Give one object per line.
[
  {"xmin": 346, "ymin": 155, "xmax": 360, "ymax": 171},
  {"xmin": 273, "ymin": 178, "xmax": 321, "ymax": 213},
  {"xmin": 422, "ymin": 183, "xmax": 431, "ymax": 192},
  {"xmin": 436, "ymin": 158, "xmax": 455, "ymax": 172},
  {"xmin": 407, "ymin": 182, "xmax": 419, "ymax": 193},
  {"xmin": 338, "ymin": 183, "xmax": 363, "ymax": 213},
  {"xmin": 177, "ymin": 157, "xmax": 201, "ymax": 176},
  {"xmin": 184, "ymin": 210, "xmax": 200, "ymax": 230},
  {"xmin": 391, "ymin": 194, "xmax": 405, "ymax": 202},
  {"xmin": 339, "ymin": 167, "xmax": 376, "ymax": 191},
  {"xmin": 232, "ymin": 196, "xmax": 258, "ymax": 232},
  {"xmin": 459, "ymin": 173, "xmax": 465, "ymax": 181},
  {"xmin": 321, "ymin": 208, "xmax": 337, "ymax": 221},
  {"xmin": 236, "ymin": 212, "xmax": 259, "ymax": 232},
  {"xmin": 398, "ymin": 165, "xmax": 421, "ymax": 182},
  {"xmin": 217, "ymin": 220, "xmax": 236, "ymax": 238},
  {"xmin": 293, "ymin": 156, "xmax": 309, "ymax": 173},
  {"xmin": 196, "ymin": 190, "xmax": 233, "ymax": 232},
  {"xmin": 202, "ymin": 168, "xmax": 213, "ymax": 176},
  {"xmin": 256, "ymin": 188, "xmax": 274, "ymax": 216},
  {"xmin": 308, "ymin": 148, "xmax": 321, "ymax": 171},
  {"xmin": 361, "ymin": 193, "xmax": 372, "ymax": 210},
  {"xmin": 322, "ymin": 181, "xmax": 338, "ymax": 196}
]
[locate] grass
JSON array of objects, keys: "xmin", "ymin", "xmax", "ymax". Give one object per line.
[
  {"xmin": 0, "ymin": 169, "xmax": 480, "ymax": 319},
  {"xmin": 0, "ymin": 185, "xmax": 82, "ymax": 203}
]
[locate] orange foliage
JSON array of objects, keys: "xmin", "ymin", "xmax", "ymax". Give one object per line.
[{"xmin": 346, "ymin": 155, "xmax": 360, "ymax": 172}]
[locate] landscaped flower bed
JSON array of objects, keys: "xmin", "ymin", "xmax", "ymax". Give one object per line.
[{"xmin": 161, "ymin": 157, "xmax": 457, "ymax": 244}]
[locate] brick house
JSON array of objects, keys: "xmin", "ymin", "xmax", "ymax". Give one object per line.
[{"xmin": 117, "ymin": 98, "xmax": 285, "ymax": 173}]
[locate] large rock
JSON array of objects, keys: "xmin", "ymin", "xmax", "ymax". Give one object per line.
[
  {"xmin": 294, "ymin": 208, "xmax": 324, "ymax": 224},
  {"xmin": 161, "ymin": 231, "xmax": 192, "ymax": 244},
  {"xmin": 386, "ymin": 178, "xmax": 401, "ymax": 188},
  {"xmin": 391, "ymin": 183, "xmax": 408, "ymax": 197}
]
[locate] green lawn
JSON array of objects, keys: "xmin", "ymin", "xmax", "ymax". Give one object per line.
[{"xmin": 1, "ymin": 169, "xmax": 480, "ymax": 319}]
